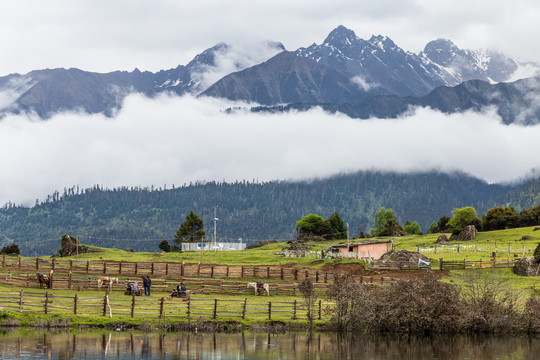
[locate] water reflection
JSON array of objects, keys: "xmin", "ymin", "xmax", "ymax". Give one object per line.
[{"xmin": 0, "ymin": 328, "xmax": 538, "ymax": 359}]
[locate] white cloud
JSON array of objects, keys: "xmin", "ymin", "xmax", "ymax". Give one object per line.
[
  {"xmin": 350, "ymin": 75, "xmax": 377, "ymax": 91},
  {"xmin": 191, "ymin": 42, "xmax": 284, "ymax": 91},
  {"xmin": 1, "ymin": 94, "xmax": 539, "ymax": 206},
  {"xmin": 1, "ymin": 1, "xmax": 540, "ymax": 75}
]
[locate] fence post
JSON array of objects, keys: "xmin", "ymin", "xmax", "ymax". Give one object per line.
[
  {"xmin": 18, "ymin": 256, "xmax": 21, "ymax": 269},
  {"xmin": 19, "ymin": 289, "xmax": 23, "ymax": 312},
  {"xmin": 324, "ymin": 272, "xmax": 328, "ymax": 283},
  {"xmin": 166, "ymin": 263, "xmax": 169, "ymax": 276},
  {"xmin": 318, "ymin": 300, "xmax": 322, "ymax": 320},
  {"xmin": 211, "ymin": 266, "xmax": 214, "ymax": 278},
  {"xmin": 293, "ymin": 300, "xmax": 297, "ymax": 320},
  {"xmin": 241, "ymin": 266, "xmax": 244, "ymax": 278},
  {"xmin": 86, "ymin": 261, "xmax": 89, "ymax": 274},
  {"xmin": 213, "ymin": 299, "xmax": 218, "ymax": 319},
  {"xmin": 70, "ymin": 260, "xmax": 73, "ymax": 272},
  {"xmin": 242, "ymin": 298, "xmax": 247, "ymax": 319},
  {"xmin": 135, "ymin": 263, "xmax": 138, "ymax": 275},
  {"xmin": 103, "ymin": 262, "xmax": 107, "ymax": 275},
  {"xmin": 439, "ymin": 258, "xmax": 443, "ymax": 271},
  {"xmin": 119, "ymin": 262, "xmax": 122, "ymax": 275},
  {"xmin": 131, "ymin": 295, "xmax": 135, "ymax": 318},
  {"xmin": 315, "ymin": 271, "xmax": 319, "ymax": 283},
  {"xmin": 36, "ymin": 257, "xmax": 39, "ymax": 271},
  {"xmin": 267, "ymin": 267, "xmax": 270, "ymax": 279},
  {"xmin": 463, "ymin": 259, "xmax": 466, "ymax": 270},
  {"xmin": 226, "ymin": 266, "xmax": 230, "ymax": 277},
  {"xmin": 187, "ymin": 298, "xmax": 191, "ymax": 323},
  {"xmin": 150, "ymin": 262, "xmax": 154, "ymax": 275},
  {"xmin": 294, "ymin": 269, "xmax": 298, "ymax": 281},
  {"xmin": 180, "ymin": 262, "xmax": 184, "ymax": 276},
  {"xmin": 268, "ymin": 302, "xmax": 272, "ymax": 320},
  {"xmin": 68, "ymin": 271, "xmax": 72, "ymax": 290},
  {"xmin": 2, "ymin": 255, "xmax": 4, "ymax": 268},
  {"xmin": 280, "ymin": 268, "xmax": 284, "ymax": 280},
  {"xmin": 197, "ymin": 263, "xmax": 200, "ymax": 276},
  {"xmin": 102, "ymin": 296, "xmax": 108, "ymax": 317},
  {"xmin": 45, "ymin": 292, "xmax": 49, "ymax": 314},
  {"xmin": 74, "ymin": 294, "xmax": 78, "ymax": 315},
  {"xmin": 159, "ymin": 297, "xmax": 164, "ymax": 319}
]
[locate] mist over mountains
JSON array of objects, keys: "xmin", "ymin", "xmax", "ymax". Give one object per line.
[{"xmin": 0, "ymin": 25, "xmax": 538, "ymax": 122}]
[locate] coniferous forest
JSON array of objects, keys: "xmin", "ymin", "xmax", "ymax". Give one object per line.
[{"xmin": 1, "ymin": 170, "xmax": 537, "ymax": 256}]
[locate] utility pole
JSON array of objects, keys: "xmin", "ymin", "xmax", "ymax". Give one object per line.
[{"xmin": 214, "ymin": 205, "xmax": 218, "ymax": 251}]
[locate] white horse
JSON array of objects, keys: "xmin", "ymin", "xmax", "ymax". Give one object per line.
[
  {"xmin": 247, "ymin": 282, "xmax": 269, "ymax": 296},
  {"xmin": 98, "ymin": 277, "xmax": 119, "ymax": 290}
]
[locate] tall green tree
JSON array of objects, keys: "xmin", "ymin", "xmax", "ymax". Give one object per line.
[
  {"xmin": 371, "ymin": 207, "xmax": 397, "ymax": 236},
  {"xmin": 327, "ymin": 212, "xmax": 348, "ymax": 240},
  {"xmin": 174, "ymin": 210, "xmax": 205, "ymax": 243},
  {"xmin": 448, "ymin": 206, "xmax": 481, "ymax": 235},
  {"xmin": 295, "ymin": 214, "xmax": 325, "ymax": 233},
  {"xmin": 404, "ymin": 220, "xmax": 422, "ymax": 235}
]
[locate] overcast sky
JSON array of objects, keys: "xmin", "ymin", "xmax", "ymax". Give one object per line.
[
  {"xmin": 1, "ymin": 1, "xmax": 540, "ymax": 206},
  {"xmin": 1, "ymin": 0, "xmax": 540, "ymax": 75}
]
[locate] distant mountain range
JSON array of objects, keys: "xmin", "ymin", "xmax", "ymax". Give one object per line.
[{"xmin": 1, "ymin": 25, "xmax": 538, "ymax": 123}]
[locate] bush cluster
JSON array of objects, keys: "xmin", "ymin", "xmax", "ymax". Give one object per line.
[{"xmin": 326, "ymin": 272, "xmax": 540, "ymax": 334}]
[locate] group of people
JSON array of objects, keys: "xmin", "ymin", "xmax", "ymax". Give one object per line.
[
  {"xmin": 123, "ymin": 276, "xmax": 188, "ymax": 297},
  {"xmin": 125, "ymin": 276, "xmax": 152, "ymax": 296}
]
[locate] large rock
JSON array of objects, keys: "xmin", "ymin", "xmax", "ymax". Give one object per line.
[
  {"xmin": 379, "ymin": 249, "xmax": 430, "ymax": 262},
  {"xmin": 450, "ymin": 225, "xmax": 477, "ymax": 241},
  {"xmin": 435, "ymin": 234, "xmax": 451, "ymax": 245},
  {"xmin": 60, "ymin": 234, "xmax": 98, "ymax": 256},
  {"xmin": 512, "ymin": 257, "xmax": 539, "ymax": 276}
]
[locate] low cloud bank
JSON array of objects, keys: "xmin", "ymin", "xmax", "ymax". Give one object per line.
[{"xmin": 1, "ymin": 93, "xmax": 539, "ymax": 206}]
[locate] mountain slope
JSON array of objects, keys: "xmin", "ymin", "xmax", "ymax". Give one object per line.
[
  {"xmin": 251, "ymin": 76, "xmax": 540, "ymax": 124},
  {"xmin": 201, "ymin": 51, "xmax": 369, "ymax": 105}
]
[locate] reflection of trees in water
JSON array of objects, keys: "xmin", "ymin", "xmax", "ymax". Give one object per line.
[{"xmin": 0, "ymin": 331, "xmax": 538, "ymax": 359}]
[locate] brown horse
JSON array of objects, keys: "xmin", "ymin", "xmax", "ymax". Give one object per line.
[{"xmin": 37, "ymin": 270, "xmax": 53, "ymax": 289}]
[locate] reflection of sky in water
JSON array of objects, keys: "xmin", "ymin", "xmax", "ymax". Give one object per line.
[{"xmin": 0, "ymin": 330, "xmax": 539, "ymax": 359}]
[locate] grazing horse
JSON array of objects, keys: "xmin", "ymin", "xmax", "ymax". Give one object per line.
[
  {"xmin": 97, "ymin": 277, "xmax": 119, "ymax": 290},
  {"xmin": 37, "ymin": 270, "xmax": 53, "ymax": 289},
  {"xmin": 247, "ymin": 282, "xmax": 269, "ymax": 296}
]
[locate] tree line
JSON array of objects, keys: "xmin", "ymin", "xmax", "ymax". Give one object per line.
[{"xmin": 0, "ymin": 171, "xmax": 536, "ymax": 255}]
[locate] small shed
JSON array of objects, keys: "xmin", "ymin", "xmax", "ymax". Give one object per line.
[{"xmin": 327, "ymin": 240, "xmax": 392, "ymax": 260}]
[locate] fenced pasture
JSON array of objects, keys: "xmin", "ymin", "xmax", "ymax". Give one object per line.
[
  {"xmin": 0, "ymin": 290, "xmax": 334, "ymax": 322},
  {"xmin": 1, "ymin": 255, "xmax": 336, "ymax": 283}
]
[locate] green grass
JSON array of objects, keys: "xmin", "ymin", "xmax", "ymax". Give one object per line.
[
  {"xmin": 57, "ymin": 227, "xmax": 539, "ymax": 266},
  {"xmin": 389, "ymin": 226, "xmax": 540, "ymax": 262}
]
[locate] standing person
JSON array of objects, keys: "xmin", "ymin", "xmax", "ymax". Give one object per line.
[{"xmin": 142, "ymin": 276, "xmax": 151, "ymax": 296}]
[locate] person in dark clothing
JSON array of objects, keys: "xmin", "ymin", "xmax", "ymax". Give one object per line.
[
  {"xmin": 171, "ymin": 282, "xmax": 187, "ymax": 297},
  {"xmin": 142, "ymin": 276, "xmax": 152, "ymax": 296}
]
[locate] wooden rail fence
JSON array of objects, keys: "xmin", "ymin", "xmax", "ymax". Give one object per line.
[
  {"xmin": 0, "ymin": 290, "xmax": 335, "ymax": 322},
  {"xmin": 0, "ymin": 255, "xmax": 336, "ymax": 283},
  {"xmin": 438, "ymin": 258, "xmax": 518, "ymax": 270}
]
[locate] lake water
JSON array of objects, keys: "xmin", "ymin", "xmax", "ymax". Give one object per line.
[{"xmin": 0, "ymin": 329, "xmax": 538, "ymax": 359}]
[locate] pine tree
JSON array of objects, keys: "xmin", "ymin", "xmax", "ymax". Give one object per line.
[{"xmin": 174, "ymin": 210, "xmax": 206, "ymax": 243}]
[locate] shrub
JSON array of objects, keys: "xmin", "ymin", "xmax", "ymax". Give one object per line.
[
  {"xmin": 534, "ymin": 243, "xmax": 540, "ymax": 264},
  {"xmin": 459, "ymin": 271, "xmax": 523, "ymax": 332},
  {"xmin": 0, "ymin": 244, "xmax": 20, "ymax": 255},
  {"xmin": 158, "ymin": 240, "xmax": 171, "ymax": 252}
]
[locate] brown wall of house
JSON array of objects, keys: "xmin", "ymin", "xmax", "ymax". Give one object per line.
[{"xmin": 336, "ymin": 242, "xmax": 389, "ymax": 259}]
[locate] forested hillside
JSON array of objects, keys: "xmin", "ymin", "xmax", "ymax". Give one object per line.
[{"xmin": 0, "ymin": 171, "xmax": 521, "ymax": 256}]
